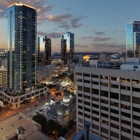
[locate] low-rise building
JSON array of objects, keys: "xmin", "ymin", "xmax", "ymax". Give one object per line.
[
  {"xmin": 44, "ymin": 91, "xmax": 76, "ymax": 127},
  {"xmin": 1, "ymin": 112, "xmax": 50, "ymax": 140},
  {"xmin": 0, "ymin": 86, "xmax": 47, "ymax": 108}
]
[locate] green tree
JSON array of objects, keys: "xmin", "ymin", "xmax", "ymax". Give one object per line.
[{"xmin": 33, "ymin": 114, "xmax": 47, "ymax": 131}]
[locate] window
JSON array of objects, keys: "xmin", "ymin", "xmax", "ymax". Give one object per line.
[
  {"xmin": 84, "ymin": 80, "xmax": 90, "ymax": 84},
  {"xmin": 78, "ymin": 105, "xmax": 83, "ymax": 110},
  {"xmin": 76, "ymin": 72, "xmax": 82, "ymax": 76},
  {"xmin": 110, "ymin": 92, "xmax": 119, "ymax": 99},
  {"xmin": 121, "ymin": 104, "xmax": 130, "ymax": 110},
  {"xmin": 100, "ymin": 75, "xmax": 108, "ymax": 80},
  {"xmin": 78, "ymin": 93, "xmax": 82, "ymax": 97},
  {"xmin": 92, "ymin": 123, "xmax": 99, "ymax": 130},
  {"xmin": 121, "ymin": 127, "xmax": 131, "ymax": 133},
  {"xmin": 110, "ymin": 116, "xmax": 119, "ymax": 122},
  {"xmin": 101, "ymin": 99, "xmax": 108, "ymax": 104},
  {"xmin": 133, "ymin": 66, "xmax": 138, "ymax": 69},
  {"xmin": 121, "ymin": 94, "xmax": 130, "ymax": 102},
  {"xmin": 101, "ymin": 106, "xmax": 108, "ymax": 111},
  {"xmin": 121, "ymin": 119, "xmax": 130, "ymax": 126},
  {"xmin": 101, "ymin": 90, "xmax": 108, "ymax": 97},
  {"xmin": 84, "ymin": 95, "xmax": 90, "ymax": 99},
  {"xmin": 92, "ymin": 103, "xmax": 99, "ymax": 108},
  {"xmin": 84, "ymin": 73, "xmax": 90, "ymax": 77},
  {"xmin": 92, "ymin": 89, "xmax": 99, "ymax": 95},
  {"xmin": 110, "ymin": 109, "xmax": 119, "ymax": 114},
  {"xmin": 110, "ymin": 101, "xmax": 119, "ymax": 107},
  {"xmin": 121, "ymin": 86, "xmax": 130, "ymax": 90},
  {"xmin": 84, "ymin": 107, "xmax": 90, "ymax": 112},
  {"xmin": 101, "ymin": 127, "xmax": 108, "ymax": 134},
  {"xmin": 84, "ymin": 87, "xmax": 90, "ymax": 93},
  {"xmin": 92, "ymin": 81, "xmax": 98, "ymax": 85},
  {"xmin": 121, "ymin": 112, "xmax": 131, "ymax": 118},
  {"xmin": 77, "ymin": 79, "xmax": 82, "ymax": 82},
  {"xmin": 92, "ymin": 74, "xmax": 98, "ymax": 78},
  {"xmin": 84, "ymin": 101, "xmax": 90, "ymax": 106},
  {"xmin": 101, "ymin": 82, "xmax": 108, "ymax": 87},
  {"xmin": 92, "ymin": 110, "xmax": 99, "ymax": 115},
  {"xmin": 111, "ymin": 123, "xmax": 119, "ymax": 129},
  {"xmin": 133, "ymin": 96, "xmax": 140, "ymax": 104},
  {"xmin": 78, "ymin": 111, "xmax": 83, "ymax": 115},
  {"xmin": 78, "ymin": 86, "xmax": 82, "ymax": 91},
  {"xmin": 110, "ymin": 84, "xmax": 118, "ymax": 88}
]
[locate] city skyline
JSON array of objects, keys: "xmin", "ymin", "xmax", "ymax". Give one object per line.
[{"xmin": 1, "ymin": 0, "xmax": 140, "ymax": 52}]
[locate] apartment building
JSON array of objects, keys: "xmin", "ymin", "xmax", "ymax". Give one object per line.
[{"xmin": 75, "ymin": 59, "xmax": 140, "ymax": 140}]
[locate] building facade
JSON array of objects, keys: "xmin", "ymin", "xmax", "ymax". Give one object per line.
[
  {"xmin": 0, "ymin": 67, "xmax": 7, "ymax": 88},
  {"xmin": 61, "ymin": 32, "xmax": 74, "ymax": 65},
  {"xmin": 43, "ymin": 36, "xmax": 51, "ymax": 65},
  {"xmin": 75, "ymin": 62, "xmax": 140, "ymax": 140},
  {"xmin": 61, "ymin": 39, "xmax": 67, "ymax": 64},
  {"xmin": 7, "ymin": 2, "xmax": 36, "ymax": 93},
  {"xmin": 126, "ymin": 21, "xmax": 140, "ymax": 58}
]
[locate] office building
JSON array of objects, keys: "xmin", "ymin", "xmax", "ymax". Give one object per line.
[
  {"xmin": 0, "ymin": 67, "xmax": 7, "ymax": 88},
  {"xmin": 75, "ymin": 59, "xmax": 140, "ymax": 140},
  {"xmin": 126, "ymin": 21, "xmax": 140, "ymax": 57},
  {"xmin": 7, "ymin": 2, "xmax": 36, "ymax": 93},
  {"xmin": 43, "ymin": 36, "xmax": 51, "ymax": 65},
  {"xmin": 0, "ymin": 49, "xmax": 7, "ymax": 58},
  {"xmin": 61, "ymin": 39, "xmax": 67, "ymax": 64},
  {"xmin": 61, "ymin": 32, "xmax": 74, "ymax": 64}
]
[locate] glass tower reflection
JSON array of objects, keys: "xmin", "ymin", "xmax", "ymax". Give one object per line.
[
  {"xmin": 126, "ymin": 21, "xmax": 140, "ymax": 57},
  {"xmin": 7, "ymin": 3, "xmax": 36, "ymax": 93},
  {"xmin": 61, "ymin": 32, "xmax": 74, "ymax": 64}
]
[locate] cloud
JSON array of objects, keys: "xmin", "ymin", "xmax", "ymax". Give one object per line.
[
  {"xmin": 71, "ymin": 17, "xmax": 82, "ymax": 28},
  {"xmin": 46, "ymin": 14, "xmax": 72, "ymax": 23},
  {"xmin": 93, "ymin": 37, "xmax": 111, "ymax": 42},
  {"xmin": 37, "ymin": 31, "xmax": 62, "ymax": 38},
  {"xmin": 91, "ymin": 42, "xmax": 125, "ymax": 50},
  {"xmin": 0, "ymin": 0, "xmax": 55, "ymax": 24},
  {"xmin": 75, "ymin": 44, "xmax": 89, "ymax": 48},
  {"xmin": 113, "ymin": 30, "xmax": 118, "ymax": 33},
  {"xmin": 81, "ymin": 36, "xmax": 93, "ymax": 40},
  {"xmin": 46, "ymin": 14, "xmax": 83, "ymax": 29},
  {"xmin": 65, "ymin": 8, "xmax": 72, "ymax": 11},
  {"xmin": 94, "ymin": 30, "xmax": 108, "ymax": 35}
]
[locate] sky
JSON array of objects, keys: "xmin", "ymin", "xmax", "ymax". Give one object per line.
[{"xmin": 0, "ymin": 0, "xmax": 140, "ymax": 53}]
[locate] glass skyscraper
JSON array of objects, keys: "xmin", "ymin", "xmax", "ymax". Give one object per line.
[
  {"xmin": 7, "ymin": 2, "xmax": 36, "ymax": 93},
  {"xmin": 126, "ymin": 21, "xmax": 140, "ymax": 57},
  {"xmin": 61, "ymin": 32, "xmax": 74, "ymax": 64},
  {"xmin": 43, "ymin": 36, "xmax": 51, "ymax": 65}
]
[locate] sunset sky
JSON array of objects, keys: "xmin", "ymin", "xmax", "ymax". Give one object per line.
[{"xmin": 0, "ymin": 0, "xmax": 140, "ymax": 52}]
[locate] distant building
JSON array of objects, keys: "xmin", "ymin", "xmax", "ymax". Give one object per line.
[
  {"xmin": 0, "ymin": 67, "xmax": 7, "ymax": 88},
  {"xmin": 7, "ymin": 2, "xmax": 36, "ymax": 93},
  {"xmin": 99, "ymin": 51, "xmax": 108, "ymax": 62},
  {"xmin": 0, "ymin": 49, "xmax": 7, "ymax": 58},
  {"xmin": 126, "ymin": 21, "xmax": 140, "ymax": 57},
  {"xmin": 61, "ymin": 32, "xmax": 74, "ymax": 65},
  {"xmin": 61, "ymin": 39, "xmax": 67, "ymax": 64},
  {"xmin": 43, "ymin": 36, "xmax": 51, "ymax": 65}
]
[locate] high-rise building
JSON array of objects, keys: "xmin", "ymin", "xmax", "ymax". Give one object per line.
[
  {"xmin": 7, "ymin": 2, "xmax": 36, "ymax": 93},
  {"xmin": 61, "ymin": 39, "xmax": 67, "ymax": 65},
  {"xmin": 43, "ymin": 36, "xmax": 51, "ymax": 65},
  {"xmin": 75, "ymin": 59, "xmax": 140, "ymax": 140},
  {"xmin": 61, "ymin": 32, "xmax": 74, "ymax": 64},
  {"xmin": 126, "ymin": 21, "xmax": 140, "ymax": 58}
]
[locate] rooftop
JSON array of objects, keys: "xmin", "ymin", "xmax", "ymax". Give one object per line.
[
  {"xmin": 0, "ymin": 112, "xmax": 50, "ymax": 140},
  {"xmin": 8, "ymin": 2, "xmax": 36, "ymax": 10}
]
